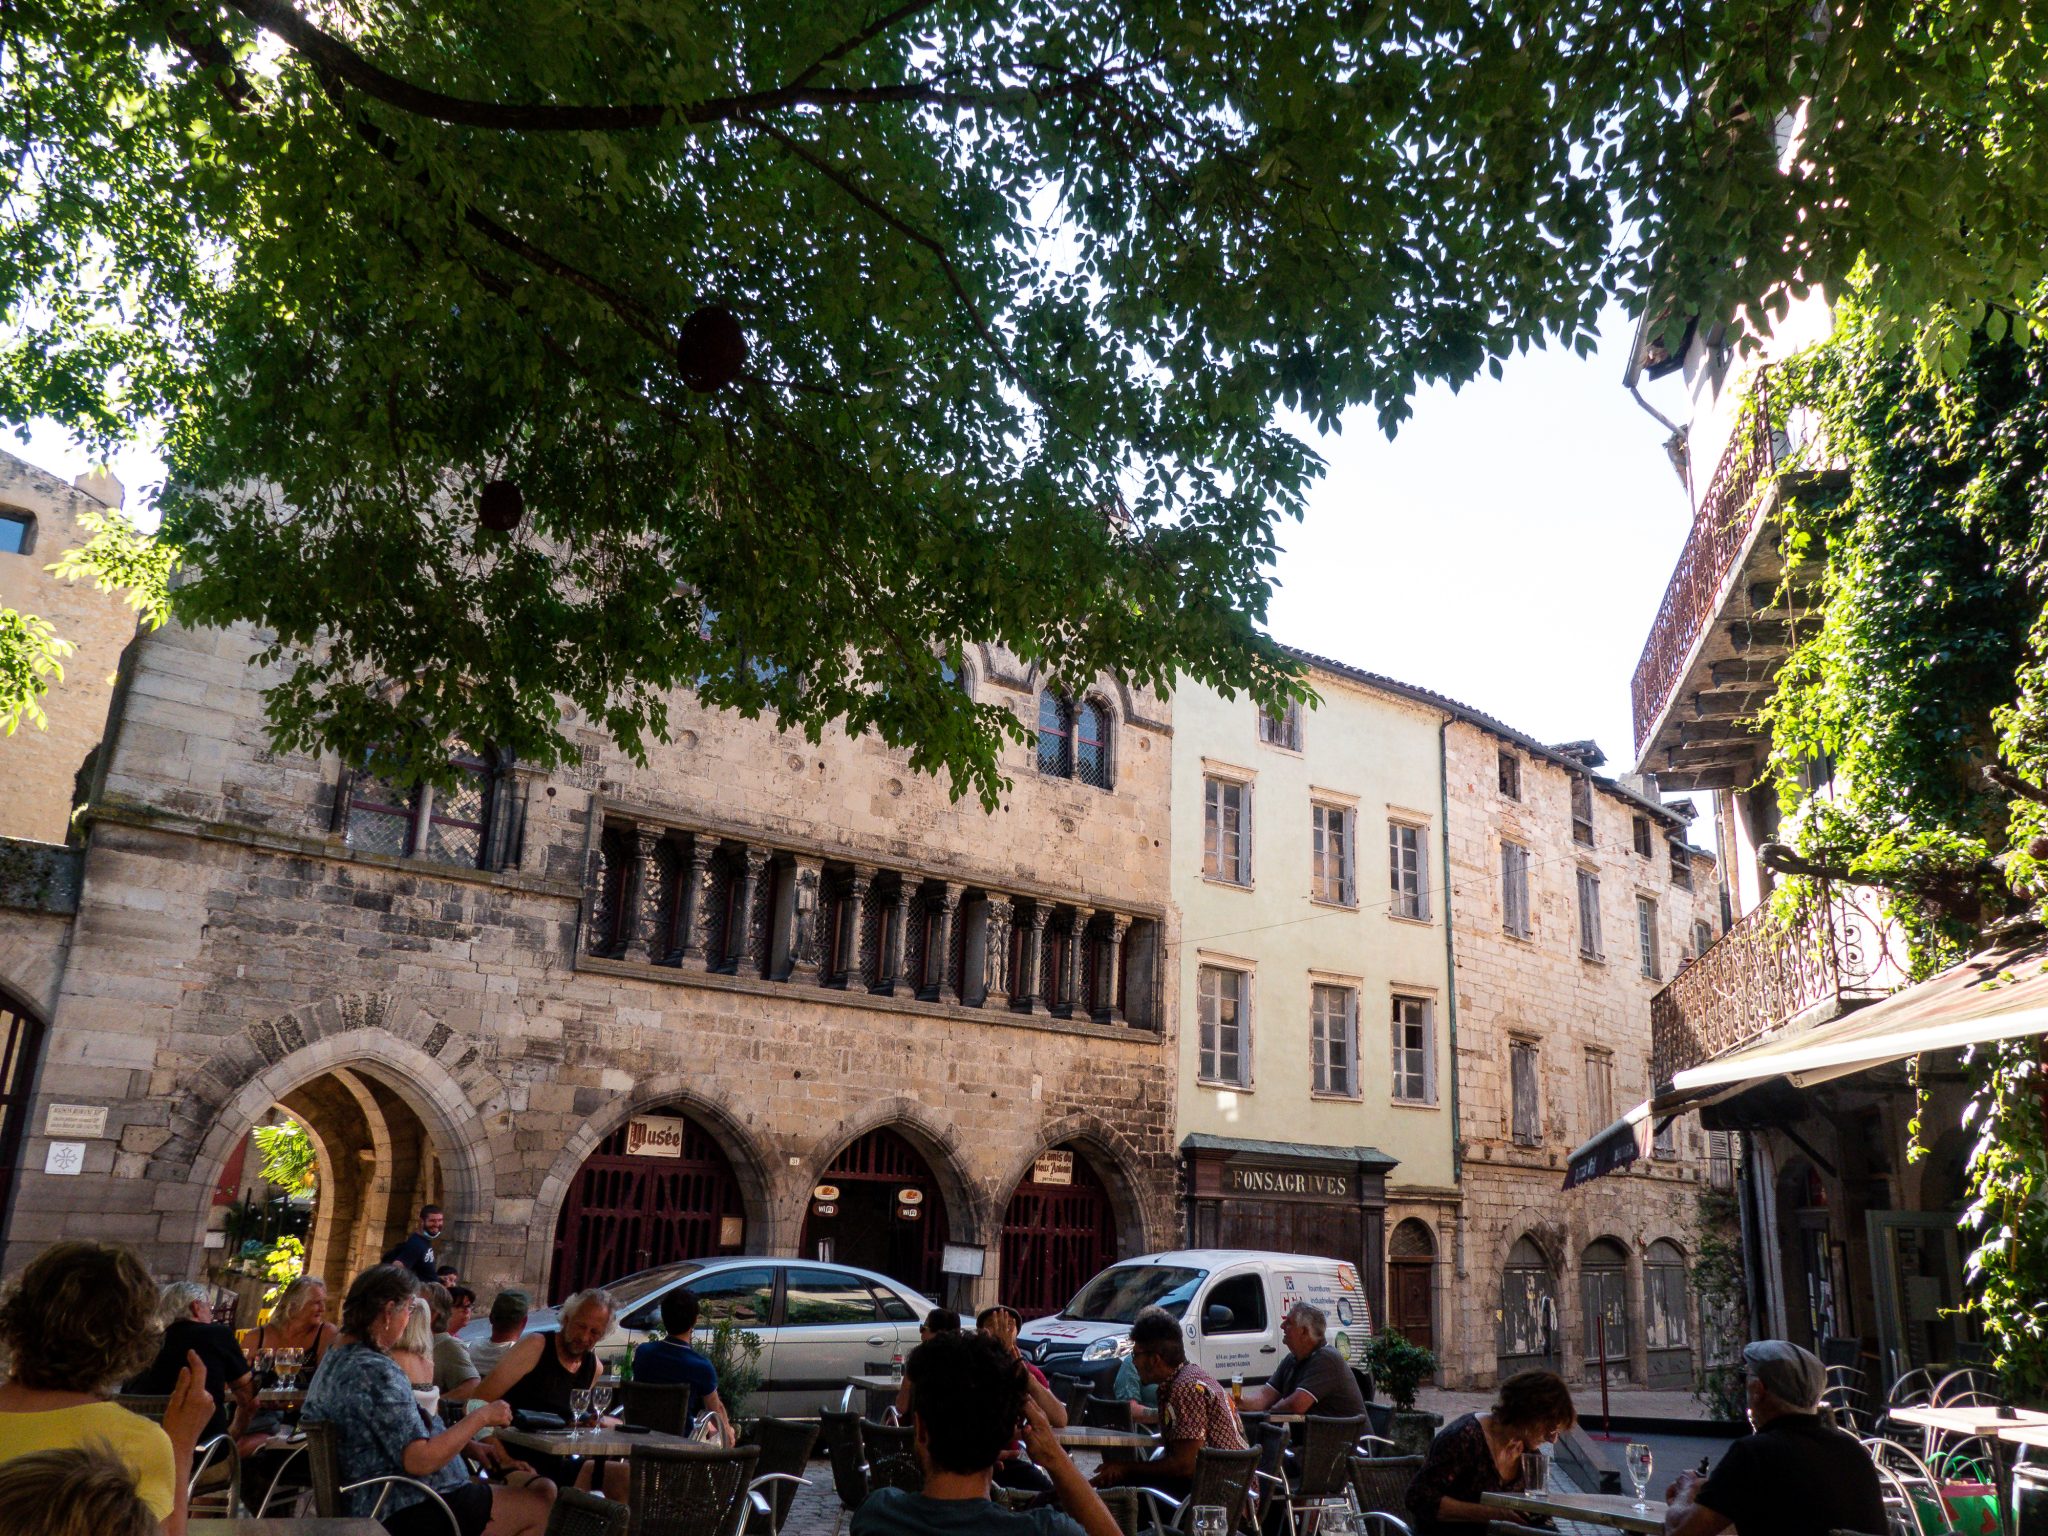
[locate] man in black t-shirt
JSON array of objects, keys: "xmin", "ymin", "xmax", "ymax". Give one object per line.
[
  {"xmin": 381, "ymin": 1203, "xmax": 446, "ymax": 1284},
  {"xmin": 1240, "ymin": 1303, "xmax": 1368, "ymax": 1418},
  {"xmin": 127, "ymin": 1281, "xmax": 257, "ymax": 1446},
  {"xmin": 1661, "ymin": 1340, "xmax": 1885, "ymax": 1536}
]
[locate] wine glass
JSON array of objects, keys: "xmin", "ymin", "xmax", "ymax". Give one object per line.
[
  {"xmin": 276, "ymin": 1348, "xmax": 301, "ymax": 1390},
  {"xmin": 569, "ymin": 1387, "xmax": 593, "ymax": 1436},
  {"xmin": 256, "ymin": 1349, "xmax": 276, "ymax": 1389},
  {"xmin": 1625, "ymin": 1441, "xmax": 1653, "ymax": 1511},
  {"xmin": 590, "ymin": 1381, "xmax": 613, "ymax": 1423}
]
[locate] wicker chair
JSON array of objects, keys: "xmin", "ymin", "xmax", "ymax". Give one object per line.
[
  {"xmin": 1056, "ymin": 1375, "xmax": 1094, "ymax": 1421},
  {"xmin": 742, "ymin": 1416, "xmax": 818, "ymax": 1536},
  {"xmin": 1349, "ymin": 1455, "xmax": 1424, "ymax": 1516},
  {"xmin": 860, "ymin": 1362, "xmax": 901, "ymax": 1422},
  {"xmin": 302, "ymin": 1418, "xmax": 461, "ymax": 1535},
  {"xmin": 622, "ymin": 1381, "xmax": 695, "ymax": 1435},
  {"xmin": 547, "ymin": 1487, "xmax": 632, "ymax": 1536},
  {"xmin": 818, "ymin": 1408, "xmax": 870, "ymax": 1536},
  {"xmin": 1085, "ymin": 1395, "xmax": 1137, "ymax": 1431},
  {"xmin": 1114, "ymin": 1445, "xmax": 1262, "ymax": 1534},
  {"xmin": 863, "ymin": 1420, "xmax": 923, "ymax": 1493},
  {"xmin": 625, "ymin": 1442, "xmax": 760, "ymax": 1536}
]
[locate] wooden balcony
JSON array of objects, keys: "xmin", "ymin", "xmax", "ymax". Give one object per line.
[
  {"xmin": 1630, "ymin": 374, "xmax": 1801, "ymax": 788},
  {"xmin": 1651, "ymin": 879, "xmax": 1908, "ymax": 1085}
]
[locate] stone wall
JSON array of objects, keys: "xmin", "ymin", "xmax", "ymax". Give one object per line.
[
  {"xmin": 0, "ymin": 617, "xmax": 1180, "ymax": 1304},
  {"xmin": 0, "ymin": 454, "xmax": 141, "ymax": 845},
  {"xmin": 1442, "ymin": 721, "xmax": 1723, "ymax": 1390}
]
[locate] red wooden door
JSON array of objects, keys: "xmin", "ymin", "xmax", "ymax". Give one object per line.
[
  {"xmin": 0, "ymin": 996, "xmax": 42, "ymax": 1249},
  {"xmin": 1001, "ymin": 1151, "xmax": 1117, "ymax": 1319},
  {"xmin": 549, "ymin": 1113, "xmax": 744, "ymax": 1301}
]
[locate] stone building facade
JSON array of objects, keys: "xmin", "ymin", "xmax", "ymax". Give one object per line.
[
  {"xmin": 0, "ymin": 454, "xmax": 139, "ymax": 844},
  {"xmin": 0, "ymin": 612, "xmax": 1180, "ymax": 1315},
  {"xmin": 1442, "ymin": 719, "xmax": 1722, "ymax": 1391}
]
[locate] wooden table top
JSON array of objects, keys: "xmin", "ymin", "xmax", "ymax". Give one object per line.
[
  {"xmin": 1995, "ymin": 1421, "xmax": 2048, "ymax": 1449},
  {"xmin": 255, "ymin": 1388, "xmax": 306, "ymax": 1405},
  {"xmin": 1054, "ymin": 1425, "xmax": 1157, "ymax": 1449},
  {"xmin": 190, "ymin": 1521, "xmax": 385, "ymax": 1535},
  {"xmin": 497, "ymin": 1425, "xmax": 709, "ymax": 1458},
  {"xmin": 847, "ymin": 1374, "xmax": 904, "ymax": 1391},
  {"xmin": 1892, "ymin": 1405, "xmax": 2048, "ymax": 1436},
  {"xmin": 1484, "ymin": 1489, "xmax": 1667, "ymax": 1534}
]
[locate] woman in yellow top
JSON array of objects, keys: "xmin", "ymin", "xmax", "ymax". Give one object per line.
[{"xmin": 0, "ymin": 1241, "xmax": 213, "ymax": 1536}]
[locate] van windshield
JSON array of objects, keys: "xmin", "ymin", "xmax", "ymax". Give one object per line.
[{"xmin": 1062, "ymin": 1266, "xmax": 1207, "ymax": 1323}]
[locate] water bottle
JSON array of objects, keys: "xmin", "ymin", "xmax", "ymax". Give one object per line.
[{"xmin": 891, "ymin": 1351, "xmax": 904, "ymax": 1382}]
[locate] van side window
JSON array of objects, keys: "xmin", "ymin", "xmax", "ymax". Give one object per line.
[{"xmin": 1202, "ymin": 1273, "xmax": 1268, "ymax": 1335}]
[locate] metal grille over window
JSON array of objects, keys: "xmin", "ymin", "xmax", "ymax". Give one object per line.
[
  {"xmin": 1391, "ymin": 995, "xmax": 1434, "ymax": 1103},
  {"xmin": 1501, "ymin": 841, "xmax": 1531, "ymax": 938},
  {"xmin": 1571, "ymin": 776, "xmax": 1595, "ymax": 846},
  {"xmin": 1389, "ymin": 822, "xmax": 1429, "ymax": 919},
  {"xmin": 422, "ymin": 755, "xmax": 490, "ymax": 866},
  {"xmin": 1036, "ymin": 692, "xmax": 1071, "ymax": 777},
  {"xmin": 1075, "ymin": 700, "xmax": 1111, "ymax": 788},
  {"xmin": 1311, "ymin": 803, "xmax": 1353, "ymax": 904},
  {"xmin": 1510, "ymin": 1040, "xmax": 1540, "ymax": 1145},
  {"xmin": 1203, "ymin": 777, "xmax": 1250, "ymax": 885},
  {"xmin": 1311, "ymin": 984, "xmax": 1356, "ymax": 1096},
  {"xmin": 345, "ymin": 769, "xmax": 416, "ymax": 856},
  {"xmin": 1198, "ymin": 965, "xmax": 1247, "ymax": 1086},
  {"xmin": 588, "ymin": 826, "xmax": 632, "ymax": 956},
  {"xmin": 1576, "ymin": 868, "xmax": 1604, "ymax": 959}
]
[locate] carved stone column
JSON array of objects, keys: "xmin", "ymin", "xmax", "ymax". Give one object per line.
[
  {"xmin": 621, "ymin": 826, "xmax": 664, "ymax": 964},
  {"xmin": 1018, "ymin": 905, "xmax": 1051, "ymax": 1013},
  {"xmin": 839, "ymin": 866, "xmax": 875, "ymax": 987},
  {"xmin": 1103, "ymin": 913, "xmax": 1131, "ymax": 1024},
  {"xmin": 783, "ymin": 856, "xmax": 825, "ymax": 983},
  {"xmin": 982, "ymin": 896, "xmax": 1014, "ymax": 1009},
  {"xmin": 675, "ymin": 841, "xmax": 717, "ymax": 968},
  {"xmin": 1063, "ymin": 908, "xmax": 1091, "ymax": 1017},
  {"xmin": 927, "ymin": 883, "xmax": 962, "ymax": 1003},
  {"xmin": 877, "ymin": 880, "xmax": 914, "ymax": 996},
  {"xmin": 737, "ymin": 847, "xmax": 773, "ymax": 977}
]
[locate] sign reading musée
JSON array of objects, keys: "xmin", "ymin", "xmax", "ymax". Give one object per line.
[{"xmin": 1180, "ymin": 1133, "xmax": 1397, "ymax": 1325}]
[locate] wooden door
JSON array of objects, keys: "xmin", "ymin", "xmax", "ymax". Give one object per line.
[
  {"xmin": 1389, "ymin": 1260, "xmax": 1434, "ymax": 1355},
  {"xmin": 548, "ymin": 1113, "xmax": 744, "ymax": 1300},
  {"xmin": 1001, "ymin": 1151, "xmax": 1117, "ymax": 1319}
]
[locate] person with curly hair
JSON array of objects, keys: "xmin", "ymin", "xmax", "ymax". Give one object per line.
[
  {"xmin": 0, "ymin": 1444, "xmax": 164, "ymax": 1536},
  {"xmin": 0, "ymin": 1241, "xmax": 212, "ymax": 1536},
  {"xmin": 1405, "ymin": 1368, "xmax": 1576, "ymax": 1534}
]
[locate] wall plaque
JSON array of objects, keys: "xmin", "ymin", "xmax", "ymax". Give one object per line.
[
  {"xmin": 44, "ymin": 1104, "xmax": 107, "ymax": 1138},
  {"xmin": 625, "ymin": 1115, "xmax": 685, "ymax": 1158},
  {"xmin": 1032, "ymin": 1149, "xmax": 1074, "ymax": 1186},
  {"xmin": 44, "ymin": 1142, "xmax": 84, "ymax": 1176}
]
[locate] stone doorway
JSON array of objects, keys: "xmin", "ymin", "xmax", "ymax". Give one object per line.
[
  {"xmin": 1387, "ymin": 1218, "xmax": 1437, "ymax": 1364},
  {"xmin": 802, "ymin": 1127, "xmax": 951, "ymax": 1297},
  {"xmin": 1000, "ymin": 1145, "xmax": 1118, "ymax": 1319},
  {"xmin": 548, "ymin": 1108, "xmax": 747, "ymax": 1302}
]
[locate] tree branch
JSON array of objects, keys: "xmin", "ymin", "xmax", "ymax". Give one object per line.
[
  {"xmin": 164, "ymin": 7, "xmax": 261, "ymax": 111},
  {"xmin": 787, "ymin": 0, "xmax": 944, "ymax": 89},
  {"xmin": 232, "ymin": 0, "xmax": 1113, "ymax": 132}
]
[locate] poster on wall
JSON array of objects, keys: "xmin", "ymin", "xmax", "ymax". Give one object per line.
[{"xmin": 1278, "ymin": 1263, "xmax": 1372, "ymax": 1360}]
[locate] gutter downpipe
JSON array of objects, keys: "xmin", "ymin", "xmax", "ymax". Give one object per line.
[{"xmin": 1439, "ymin": 717, "xmax": 1464, "ymax": 1192}]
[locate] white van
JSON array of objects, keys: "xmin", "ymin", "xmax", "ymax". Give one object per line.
[{"xmin": 1015, "ymin": 1249, "xmax": 1374, "ymax": 1391}]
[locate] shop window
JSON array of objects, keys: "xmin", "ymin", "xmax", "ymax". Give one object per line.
[{"xmin": 1202, "ymin": 1272, "xmax": 1267, "ymax": 1335}]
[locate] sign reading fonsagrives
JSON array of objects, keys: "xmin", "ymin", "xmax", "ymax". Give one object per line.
[
  {"xmin": 625, "ymin": 1115, "xmax": 686, "ymax": 1158},
  {"xmin": 1224, "ymin": 1163, "xmax": 1357, "ymax": 1202}
]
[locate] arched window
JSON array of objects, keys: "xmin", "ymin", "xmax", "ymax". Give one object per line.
[
  {"xmin": 1582, "ymin": 1237, "xmax": 1630, "ymax": 1376},
  {"xmin": 1500, "ymin": 1235, "xmax": 1557, "ymax": 1370},
  {"xmin": 1076, "ymin": 699, "xmax": 1111, "ymax": 788},
  {"xmin": 1037, "ymin": 693, "xmax": 1072, "ymax": 777},
  {"xmin": 1645, "ymin": 1239, "xmax": 1691, "ymax": 1350}
]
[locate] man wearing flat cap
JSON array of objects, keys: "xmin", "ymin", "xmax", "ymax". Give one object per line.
[{"xmin": 1661, "ymin": 1340, "xmax": 1885, "ymax": 1536}]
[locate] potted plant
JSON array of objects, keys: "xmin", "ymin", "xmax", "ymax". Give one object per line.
[{"xmin": 1365, "ymin": 1330, "xmax": 1441, "ymax": 1454}]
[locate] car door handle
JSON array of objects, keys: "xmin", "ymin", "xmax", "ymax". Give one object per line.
[
  {"xmin": 868, "ymin": 1336, "xmax": 888, "ymax": 1348},
  {"xmin": 1259, "ymin": 1345, "xmax": 1279, "ymax": 1354}
]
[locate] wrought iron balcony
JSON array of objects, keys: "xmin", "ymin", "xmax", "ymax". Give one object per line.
[
  {"xmin": 1631, "ymin": 374, "xmax": 1780, "ymax": 763},
  {"xmin": 1650, "ymin": 878, "xmax": 1908, "ymax": 1085}
]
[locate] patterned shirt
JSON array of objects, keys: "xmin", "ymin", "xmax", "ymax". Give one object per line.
[
  {"xmin": 1158, "ymin": 1362, "xmax": 1246, "ymax": 1452},
  {"xmin": 1406, "ymin": 1412, "xmax": 1538, "ymax": 1535},
  {"xmin": 303, "ymin": 1341, "xmax": 472, "ymax": 1518}
]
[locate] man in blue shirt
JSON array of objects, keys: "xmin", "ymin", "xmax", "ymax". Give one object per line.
[{"xmin": 632, "ymin": 1288, "xmax": 727, "ymax": 1440}]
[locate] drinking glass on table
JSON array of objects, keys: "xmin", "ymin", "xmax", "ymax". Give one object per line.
[
  {"xmin": 275, "ymin": 1348, "xmax": 302, "ymax": 1389},
  {"xmin": 569, "ymin": 1387, "xmax": 593, "ymax": 1435},
  {"xmin": 255, "ymin": 1348, "xmax": 275, "ymax": 1388},
  {"xmin": 1521, "ymin": 1449, "xmax": 1548, "ymax": 1492},
  {"xmin": 1625, "ymin": 1441, "xmax": 1654, "ymax": 1511},
  {"xmin": 590, "ymin": 1381, "xmax": 613, "ymax": 1422}
]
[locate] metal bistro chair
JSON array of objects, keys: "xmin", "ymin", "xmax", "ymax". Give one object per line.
[
  {"xmin": 1085, "ymin": 1395, "xmax": 1137, "ymax": 1431},
  {"xmin": 548, "ymin": 1486, "xmax": 632, "ymax": 1536},
  {"xmin": 1282, "ymin": 1416, "xmax": 1372, "ymax": 1536},
  {"xmin": 1117, "ymin": 1444, "xmax": 1261, "ymax": 1535},
  {"xmin": 1349, "ymin": 1455, "xmax": 1424, "ymax": 1517},
  {"xmin": 626, "ymin": 1441, "xmax": 760, "ymax": 1536},
  {"xmin": 862, "ymin": 1420, "xmax": 923, "ymax": 1493},
  {"xmin": 1931, "ymin": 1366, "xmax": 2005, "ymax": 1407},
  {"xmin": 1249, "ymin": 1419, "xmax": 1290, "ymax": 1534},
  {"xmin": 622, "ymin": 1381, "xmax": 696, "ymax": 1436},
  {"xmin": 817, "ymin": 1408, "xmax": 870, "ymax": 1536},
  {"xmin": 1866, "ymin": 1460, "xmax": 1937, "ymax": 1536},
  {"xmin": 741, "ymin": 1416, "xmax": 818, "ymax": 1536},
  {"xmin": 861, "ymin": 1361, "xmax": 901, "ymax": 1422},
  {"xmin": 302, "ymin": 1418, "xmax": 461, "ymax": 1536},
  {"xmin": 185, "ymin": 1433, "xmax": 243, "ymax": 1519},
  {"xmin": 1056, "ymin": 1375, "xmax": 1095, "ymax": 1422}
]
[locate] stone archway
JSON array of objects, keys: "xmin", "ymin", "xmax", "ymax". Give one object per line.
[
  {"xmin": 798, "ymin": 1098, "xmax": 989, "ymax": 1256},
  {"xmin": 1387, "ymin": 1218, "xmax": 1438, "ymax": 1357},
  {"xmin": 0, "ymin": 982, "xmax": 47, "ymax": 1257},
  {"xmin": 802, "ymin": 1125, "xmax": 957, "ymax": 1297}
]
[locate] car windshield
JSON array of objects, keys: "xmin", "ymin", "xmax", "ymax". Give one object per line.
[
  {"xmin": 1062, "ymin": 1265, "xmax": 1207, "ymax": 1323},
  {"xmin": 600, "ymin": 1261, "xmax": 705, "ymax": 1313}
]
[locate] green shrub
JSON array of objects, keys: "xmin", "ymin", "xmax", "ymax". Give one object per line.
[{"xmin": 1366, "ymin": 1330, "xmax": 1437, "ymax": 1411}]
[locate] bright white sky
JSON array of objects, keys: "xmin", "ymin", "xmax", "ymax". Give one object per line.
[{"xmin": 8, "ymin": 302, "xmax": 1696, "ymax": 780}]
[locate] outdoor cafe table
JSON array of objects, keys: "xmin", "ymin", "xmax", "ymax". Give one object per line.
[
  {"xmin": 1484, "ymin": 1489, "xmax": 1667, "ymax": 1534},
  {"xmin": 497, "ymin": 1425, "xmax": 708, "ymax": 1461},
  {"xmin": 191, "ymin": 1522, "xmax": 384, "ymax": 1535},
  {"xmin": 256, "ymin": 1387, "xmax": 305, "ymax": 1406},
  {"xmin": 846, "ymin": 1373, "xmax": 903, "ymax": 1392},
  {"xmin": 1055, "ymin": 1426, "xmax": 1158, "ymax": 1451},
  {"xmin": 1893, "ymin": 1405, "xmax": 2048, "ymax": 1437}
]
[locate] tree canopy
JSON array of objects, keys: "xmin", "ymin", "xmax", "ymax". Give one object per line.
[{"xmin": 2, "ymin": 0, "xmax": 2043, "ymax": 801}]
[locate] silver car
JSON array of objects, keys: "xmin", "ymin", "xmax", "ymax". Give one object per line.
[{"xmin": 458, "ymin": 1257, "xmax": 932, "ymax": 1418}]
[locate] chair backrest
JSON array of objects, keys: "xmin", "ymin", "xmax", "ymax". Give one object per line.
[
  {"xmin": 864, "ymin": 1360, "xmax": 897, "ymax": 1375},
  {"xmin": 622, "ymin": 1380, "xmax": 695, "ymax": 1436},
  {"xmin": 627, "ymin": 1443, "xmax": 761, "ymax": 1536},
  {"xmin": 546, "ymin": 1486, "xmax": 632, "ymax": 1536},
  {"xmin": 1364, "ymin": 1401, "xmax": 1395, "ymax": 1440},
  {"xmin": 1350, "ymin": 1455, "xmax": 1426, "ymax": 1515},
  {"xmin": 863, "ymin": 1421, "xmax": 923, "ymax": 1493},
  {"xmin": 1867, "ymin": 1460, "xmax": 1937, "ymax": 1536},
  {"xmin": 301, "ymin": 1419, "xmax": 345, "ymax": 1518},
  {"xmin": 1056, "ymin": 1375, "xmax": 1093, "ymax": 1420},
  {"xmin": 186, "ymin": 1434, "xmax": 241, "ymax": 1516},
  {"xmin": 1252, "ymin": 1420, "xmax": 1289, "ymax": 1487},
  {"xmin": 1299, "ymin": 1415, "xmax": 1372, "ymax": 1497},
  {"xmin": 744, "ymin": 1416, "xmax": 820, "ymax": 1530},
  {"xmin": 1886, "ymin": 1368, "xmax": 1936, "ymax": 1409},
  {"xmin": 1083, "ymin": 1395, "xmax": 1134, "ymax": 1430},
  {"xmin": 1352, "ymin": 1366, "xmax": 1377, "ymax": 1404},
  {"xmin": 1187, "ymin": 1445, "xmax": 1262, "ymax": 1531},
  {"xmin": 817, "ymin": 1409, "xmax": 870, "ymax": 1512},
  {"xmin": 1821, "ymin": 1337, "xmax": 1863, "ymax": 1370},
  {"xmin": 113, "ymin": 1394, "xmax": 171, "ymax": 1422},
  {"xmin": 1931, "ymin": 1367, "xmax": 2003, "ymax": 1408}
]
